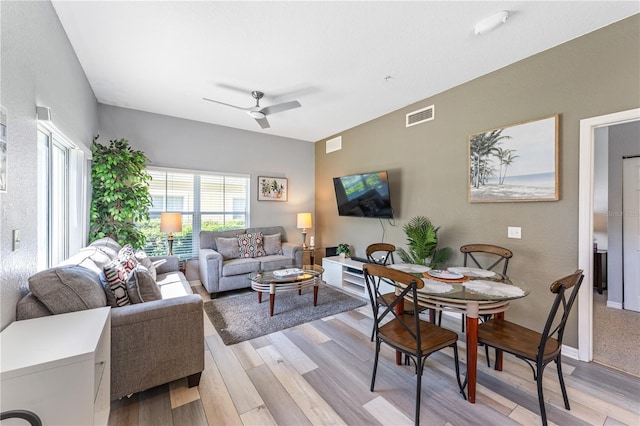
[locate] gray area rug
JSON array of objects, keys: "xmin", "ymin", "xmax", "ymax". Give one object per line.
[{"xmin": 204, "ymin": 284, "xmax": 367, "ymax": 345}]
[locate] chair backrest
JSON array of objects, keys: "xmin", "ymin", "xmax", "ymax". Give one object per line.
[
  {"xmin": 461, "ymin": 244, "xmax": 513, "ymax": 277},
  {"xmin": 363, "ymin": 263, "xmax": 424, "ymax": 344},
  {"xmin": 366, "ymin": 243, "xmax": 396, "ymax": 265},
  {"xmin": 539, "ymin": 269, "xmax": 584, "ymax": 358}
]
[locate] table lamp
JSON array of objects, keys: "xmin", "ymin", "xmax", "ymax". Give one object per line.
[
  {"xmin": 297, "ymin": 212, "xmax": 312, "ymax": 249},
  {"xmin": 160, "ymin": 212, "xmax": 182, "ymax": 255}
]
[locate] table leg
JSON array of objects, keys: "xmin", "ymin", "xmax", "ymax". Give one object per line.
[
  {"xmin": 495, "ymin": 311, "xmax": 504, "ymax": 371},
  {"xmin": 466, "ymin": 302, "xmax": 479, "ymax": 403},
  {"xmin": 257, "ymin": 291, "xmax": 262, "ymax": 303},
  {"xmin": 313, "ymin": 281, "xmax": 318, "ymax": 306},
  {"xmin": 269, "ymin": 283, "xmax": 276, "ymax": 316},
  {"xmin": 429, "ymin": 308, "xmax": 437, "ymax": 324}
]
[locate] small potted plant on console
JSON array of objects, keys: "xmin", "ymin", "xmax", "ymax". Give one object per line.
[{"xmin": 336, "ymin": 243, "xmax": 351, "ymax": 259}]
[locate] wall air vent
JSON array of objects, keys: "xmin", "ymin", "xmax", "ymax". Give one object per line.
[{"xmin": 406, "ymin": 105, "xmax": 435, "ymax": 127}]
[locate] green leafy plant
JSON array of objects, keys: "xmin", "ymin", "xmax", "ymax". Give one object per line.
[
  {"xmin": 396, "ymin": 216, "xmax": 451, "ymax": 268},
  {"xmin": 89, "ymin": 136, "xmax": 152, "ymax": 249},
  {"xmin": 336, "ymin": 243, "xmax": 351, "ymax": 257}
]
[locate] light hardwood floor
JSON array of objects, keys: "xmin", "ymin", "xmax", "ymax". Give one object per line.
[{"xmin": 109, "ymin": 284, "xmax": 640, "ymax": 425}]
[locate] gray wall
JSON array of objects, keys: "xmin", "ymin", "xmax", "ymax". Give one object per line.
[
  {"xmin": 315, "ymin": 15, "xmax": 640, "ymax": 347},
  {"xmin": 0, "ymin": 1, "xmax": 98, "ymax": 330},
  {"xmin": 98, "ymin": 105, "xmax": 315, "ymax": 242},
  {"xmin": 607, "ymin": 121, "xmax": 640, "ymax": 306}
]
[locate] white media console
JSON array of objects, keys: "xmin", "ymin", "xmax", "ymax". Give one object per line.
[{"xmin": 322, "ymin": 256, "xmax": 395, "ymax": 297}]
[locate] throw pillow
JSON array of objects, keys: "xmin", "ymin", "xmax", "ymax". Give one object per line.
[
  {"xmin": 135, "ymin": 250, "xmax": 157, "ymax": 281},
  {"xmin": 237, "ymin": 232, "xmax": 266, "ymax": 258},
  {"xmin": 103, "ymin": 258, "xmax": 131, "ymax": 307},
  {"xmin": 263, "ymin": 233, "xmax": 283, "ymax": 255},
  {"xmin": 28, "ymin": 266, "xmax": 107, "ymax": 314},
  {"xmin": 118, "ymin": 244, "xmax": 138, "ymax": 272},
  {"xmin": 216, "ymin": 237, "xmax": 240, "ymax": 259},
  {"xmin": 126, "ymin": 264, "xmax": 162, "ymax": 304}
]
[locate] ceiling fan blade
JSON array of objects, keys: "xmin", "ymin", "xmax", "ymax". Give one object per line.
[
  {"xmin": 202, "ymin": 97, "xmax": 251, "ymax": 111},
  {"xmin": 255, "ymin": 117, "xmax": 271, "ymax": 129},
  {"xmin": 260, "ymin": 100, "xmax": 301, "ymax": 116}
]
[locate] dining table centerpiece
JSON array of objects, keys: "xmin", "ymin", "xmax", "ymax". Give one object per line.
[{"xmin": 396, "ymin": 215, "xmax": 451, "ymax": 268}]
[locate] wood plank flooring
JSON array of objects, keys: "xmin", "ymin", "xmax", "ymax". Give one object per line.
[{"xmin": 109, "ymin": 284, "xmax": 640, "ymax": 425}]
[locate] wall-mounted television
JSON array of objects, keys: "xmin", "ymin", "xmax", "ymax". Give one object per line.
[{"xmin": 333, "ymin": 171, "xmax": 393, "ymax": 218}]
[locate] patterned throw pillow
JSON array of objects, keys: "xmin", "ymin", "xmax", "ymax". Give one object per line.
[
  {"xmin": 118, "ymin": 244, "xmax": 138, "ymax": 272},
  {"xmin": 237, "ymin": 232, "xmax": 266, "ymax": 258},
  {"xmin": 103, "ymin": 258, "xmax": 131, "ymax": 307}
]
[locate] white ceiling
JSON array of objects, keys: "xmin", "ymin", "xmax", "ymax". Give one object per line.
[{"xmin": 51, "ymin": 1, "xmax": 639, "ymax": 142}]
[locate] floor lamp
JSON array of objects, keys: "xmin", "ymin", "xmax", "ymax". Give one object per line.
[{"xmin": 160, "ymin": 213, "xmax": 182, "ymax": 255}]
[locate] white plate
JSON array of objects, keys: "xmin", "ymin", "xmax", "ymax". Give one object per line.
[
  {"xmin": 427, "ymin": 269, "xmax": 464, "ymax": 280},
  {"xmin": 388, "ymin": 264, "xmax": 431, "ymax": 273},
  {"xmin": 448, "ymin": 266, "xmax": 496, "ymax": 278}
]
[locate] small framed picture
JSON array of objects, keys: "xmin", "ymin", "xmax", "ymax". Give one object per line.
[{"xmin": 258, "ymin": 176, "xmax": 288, "ymax": 201}]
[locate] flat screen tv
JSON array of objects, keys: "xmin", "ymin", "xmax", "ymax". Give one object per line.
[{"xmin": 333, "ymin": 171, "xmax": 393, "ymax": 218}]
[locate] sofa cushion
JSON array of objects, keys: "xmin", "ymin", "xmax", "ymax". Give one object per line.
[
  {"xmin": 16, "ymin": 293, "xmax": 52, "ymax": 320},
  {"xmin": 263, "ymin": 233, "xmax": 283, "ymax": 255},
  {"xmin": 135, "ymin": 250, "xmax": 157, "ymax": 281},
  {"xmin": 260, "ymin": 255, "xmax": 295, "ymax": 271},
  {"xmin": 238, "ymin": 232, "xmax": 266, "ymax": 258},
  {"xmin": 28, "ymin": 265, "xmax": 107, "ymax": 314},
  {"xmin": 58, "ymin": 247, "xmax": 105, "ymax": 275},
  {"xmin": 200, "ymin": 229, "xmax": 245, "ymax": 250},
  {"xmin": 126, "ymin": 265, "xmax": 162, "ymax": 304},
  {"xmin": 103, "ymin": 259, "xmax": 132, "ymax": 307},
  {"xmin": 216, "ymin": 237, "xmax": 240, "ymax": 259},
  {"xmin": 90, "ymin": 236, "xmax": 122, "ymax": 254},
  {"xmin": 222, "ymin": 258, "xmax": 261, "ymax": 276},
  {"xmin": 156, "ymin": 271, "xmax": 193, "ymax": 299}
]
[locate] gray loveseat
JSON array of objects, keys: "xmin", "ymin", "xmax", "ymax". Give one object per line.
[
  {"xmin": 199, "ymin": 226, "xmax": 302, "ymax": 298},
  {"xmin": 15, "ymin": 237, "xmax": 204, "ymax": 400}
]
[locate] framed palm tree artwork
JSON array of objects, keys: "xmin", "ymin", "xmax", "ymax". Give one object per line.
[{"xmin": 468, "ymin": 114, "xmax": 559, "ymax": 203}]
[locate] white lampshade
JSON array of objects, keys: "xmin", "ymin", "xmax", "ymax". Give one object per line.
[
  {"xmin": 297, "ymin": 212, "xmax": 312, "ymax": 229},
  {"xmin": 160, "ymin": 212, "xmax": 182, "ymax": 233}
]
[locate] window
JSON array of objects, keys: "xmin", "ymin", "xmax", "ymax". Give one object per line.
[
  {"xmin": 139, "ymin": 168, "xmax": 250, "ymax": 260},
  {"xmin": 37, "ymin": 124, "xmax": 90, "ymax": 269}
]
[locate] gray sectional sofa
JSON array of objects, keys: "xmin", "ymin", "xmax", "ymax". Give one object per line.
[
  {"xmin": 15, "ymin": 237, "xmax": 204, "ymax": 400},
  {"xmin": 199, "ymin": 226, "xmax": 302, "ymax": 298}
]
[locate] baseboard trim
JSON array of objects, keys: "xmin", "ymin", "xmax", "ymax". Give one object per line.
[
  {"xmin": 606, "ymin": 301, "xmax": 623, "ymax": 309},
  {"xmin": 562, "ymin": 345, "xmax": 579, "ymax": 360}
]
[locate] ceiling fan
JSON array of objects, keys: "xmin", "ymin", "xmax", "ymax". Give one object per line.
[{"xmin": 203, "ymin": 90, "xmax": 301, "ymax": 129}]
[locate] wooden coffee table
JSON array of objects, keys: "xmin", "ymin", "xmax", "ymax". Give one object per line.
[{"xmin": 249, "ymin": 265, "xmax": 324, "ymax": 316}]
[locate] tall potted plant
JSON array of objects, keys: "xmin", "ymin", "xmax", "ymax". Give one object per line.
[
  {"xmin": 89, "ymin": 136, "xmax": 152, "ymax": 248},
  {"xmin": 396, "ymin": 216, "xmax": 451, "ymax": 268}
]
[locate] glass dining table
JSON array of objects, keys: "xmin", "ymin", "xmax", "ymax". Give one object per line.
[{"xmin": 388, "ymin": 264, "xmax": 530, "ymax": 404}]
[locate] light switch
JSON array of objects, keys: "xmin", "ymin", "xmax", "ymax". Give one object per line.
[
  {"xmin": 13, "ymin": 229, "xmax": 21, "ymax": 250},
  {"xmin": 507, "ymin": 226, "xmax": 521, "ymax": 239}
]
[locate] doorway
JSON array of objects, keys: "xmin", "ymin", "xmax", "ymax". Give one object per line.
[{"xmin": 578, "ymin": 108, "xmax": 640, "ymax": 366}]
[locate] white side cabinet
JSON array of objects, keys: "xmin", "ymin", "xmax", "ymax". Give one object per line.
[
  {"xmin": 322, "ymin": 256, "xmax": 395, "ymax": 297},
  {"xmin": 1, "ymin": 307, "xmax": 111, "ymax": 425}
]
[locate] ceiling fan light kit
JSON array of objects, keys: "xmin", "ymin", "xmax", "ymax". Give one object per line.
[
  {"xmin": 474, "ymin": 10, "xmax": 509, "ymax": 35},
  {"xmin": 203, "ymin": 90, "xmax": 301, "ymax": 129}
]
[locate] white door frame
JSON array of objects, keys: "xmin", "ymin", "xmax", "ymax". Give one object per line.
[{"xmin": 578, "ymin": 107, "xmax": 640, "ymax": 361}]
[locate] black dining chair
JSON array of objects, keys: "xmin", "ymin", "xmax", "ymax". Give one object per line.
[
  {"xmin": 478, "ymin": 269, "xmax": 584, "ymax": 426},
  {"xmin": 366, "ymin": 243, "xmax": 397, "ymax": 341},
  {"xmin": 1, "ymin": 410, "xmax": 43, "ymax": 426},
  {"xmin": 363, "ymin": 263, "xmax": 466, "ymax": 426}
]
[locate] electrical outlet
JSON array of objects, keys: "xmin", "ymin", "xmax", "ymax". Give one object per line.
[{"xmin": 507, "ymin": 226, "xmax": 521, "ymax": 239}]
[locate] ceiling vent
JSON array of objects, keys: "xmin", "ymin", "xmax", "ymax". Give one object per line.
[{"xmin": 406, "ymin": 105, "xmax": 435, "ymax": 127}]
